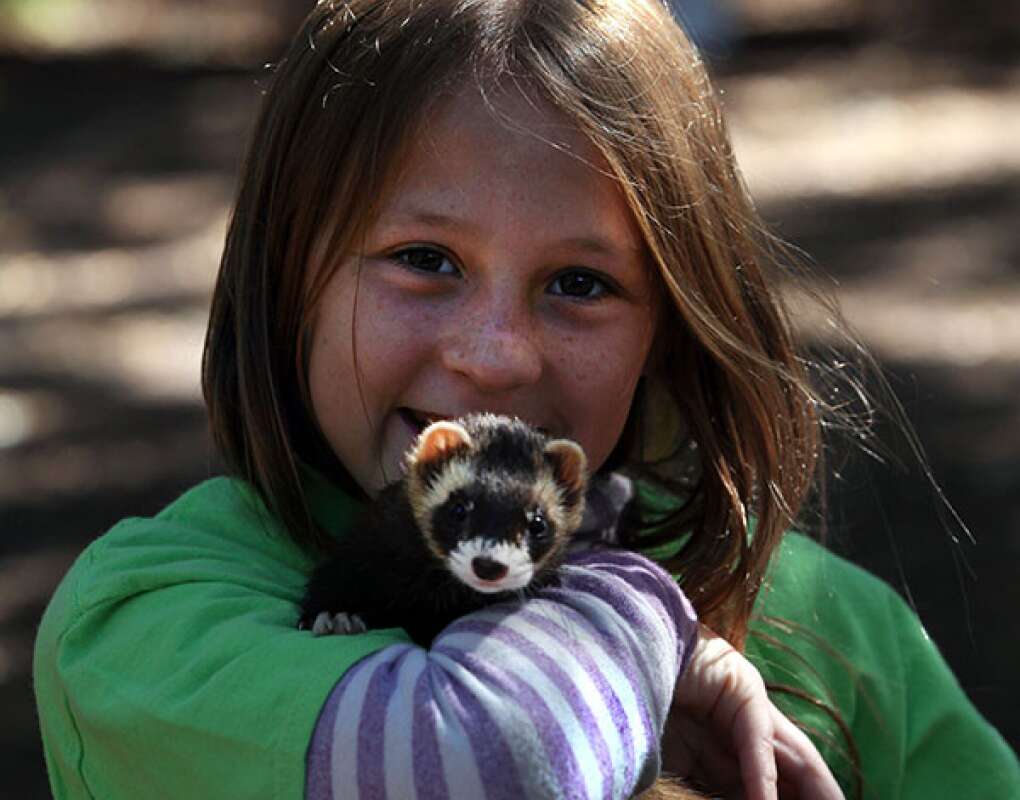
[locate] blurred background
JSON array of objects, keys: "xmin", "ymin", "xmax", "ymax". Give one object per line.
[{"xmin": 1, "ymin": 0, "xmax": 1017, "ymax": 794}]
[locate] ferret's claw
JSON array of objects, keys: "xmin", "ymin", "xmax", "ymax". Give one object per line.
[
  {"xmin": 333, "ymin": 612, "xmax": 367, "ymax": 634},
  {"xmin": 310, "ymin": 611, "xmax": 368, "ymax": 636},
  {"xmin": 311, "ymin": 611, "xmax": 335, "ymax": 636}
]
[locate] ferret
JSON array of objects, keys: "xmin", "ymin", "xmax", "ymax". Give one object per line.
[
  {"xmin": 297, "ymin": 413, "xmax": 587, "ymax": 645},
  {"xmin": 298, "ymin": 413, "xmax": 707, "ymax": 800}
]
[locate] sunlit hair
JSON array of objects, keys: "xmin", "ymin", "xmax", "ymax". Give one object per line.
[{"xmin": 203, "ymin": 0, "xmax": 865, "ymax": 645}]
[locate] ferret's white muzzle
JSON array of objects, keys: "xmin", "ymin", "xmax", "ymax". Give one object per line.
[{"xmin": 446, "ymin": 538, "xmax": 534, "ymax": 593}]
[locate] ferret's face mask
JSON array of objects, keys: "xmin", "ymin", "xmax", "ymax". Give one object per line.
[{"xmin": 307, "ymin": 83, "xmax": 657, "ymax": 496}]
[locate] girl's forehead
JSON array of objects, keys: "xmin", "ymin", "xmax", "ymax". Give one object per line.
[
  {"xmin": 419, "ymin": 83, "xmax": 586, "ymax": 159},
  {"xmin": 376, "ymin": 82, "xmax": 644, "ymax": 258}
]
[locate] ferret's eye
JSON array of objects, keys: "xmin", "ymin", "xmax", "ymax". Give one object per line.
[
  {"xmin": 451, "ymin": 501, "xmax": 471, "ymax": 522},
  {"xmin": 527, "ymin": 511, "xmax": 548, "ymax": 538}
]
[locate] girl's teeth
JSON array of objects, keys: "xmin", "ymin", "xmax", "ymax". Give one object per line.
[{"xmin": 402, "ymin": 409, "xmax": 445, "ymax": 430}]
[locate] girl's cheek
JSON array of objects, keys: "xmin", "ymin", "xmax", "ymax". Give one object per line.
[
  {"xmin": 353, "ymin": 289, "xmax": 449, "ymax": 383},
  {"xmin": 360, "ymin": 276, "xmax": 440, "ymax": 329},
  {"xmin": 554, "ymin": 326, "xmax": 642, "ymax": 389}
]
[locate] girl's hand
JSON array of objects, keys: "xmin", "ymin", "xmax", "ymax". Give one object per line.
[{"xmin": 662, "ymin": 625, "xmax": 845, "ymax": 800}]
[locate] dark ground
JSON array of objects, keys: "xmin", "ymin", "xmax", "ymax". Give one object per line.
[{"xmin": 1, "ymin": 2, "xmax": 1018, "ymax": 796}]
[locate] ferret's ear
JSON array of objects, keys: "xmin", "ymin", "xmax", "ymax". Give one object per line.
[
  {"xmin": 544, "ymin": 439, "xmax": 588, "ymax": 508},
  {"xmin": 410, "ymin": 420, "xmax": 473, "ymax": 473}
]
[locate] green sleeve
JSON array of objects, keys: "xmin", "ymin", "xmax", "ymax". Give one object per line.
[
  {"xmin": 748, "ymin": 533, "xmax": 1019, "ymax": 799},
  {"xmin": 33, "ymin": 478, "xmax": 409, "ymax": 800}
]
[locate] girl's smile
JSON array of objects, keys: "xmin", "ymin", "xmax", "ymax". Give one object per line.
[{"xmin": 307, "ymin": 83, "xmax": 657, "ymax": 495}]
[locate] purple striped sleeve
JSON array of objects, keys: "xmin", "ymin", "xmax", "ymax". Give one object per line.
[
  {"xmin": 410, "ymin": 673, "xmax": 448, "ymax": 800},
  {"xmin": 441, "ymin": 617, "xmax": 616, "ymax": 798},
  {"xmin": 305, "ymin": 549, "xmax": 697, "ymax": 800},
  {"xmin": 560, "ymin": 550, "xmax": 699, "ymax": 676},
  {"xmin": 516, "ymin": 604, "xmax": 638, "ymax": 791}
]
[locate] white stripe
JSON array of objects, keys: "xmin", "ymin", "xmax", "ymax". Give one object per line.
[
  {"xmin": 431, "ymin": 641, "xmax": 568, "ymax": 799},
  {"xmin": 468, "ymin": 599, "xmax": 653, "ymax": 794},
  {"xmin": 502, "ymin": 608, "xmax": 629, "ymax": 799},
  {"xmin": 329, "ymin": 648, "xmax": 396, "ymax": 800},
  {"xmin": 384, "ymin": 648, "xmax": 430, "ymax": 800},
  {"xmin": 423, "ymin": 650, "xmax": 493, "ymax": 800},
  {"xmin": 440, "ymin": 625, "xmax": 603, "ymax": 800},
  {"xmin": 537, "ymin": 585, "xmax": 666, "ymax": 757},
  {"xmin": 453, "ymin": 606, "xmax": 627, "ymax": 798}
]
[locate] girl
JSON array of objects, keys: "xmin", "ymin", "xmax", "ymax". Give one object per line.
[{"xmin": 33, "ymin": 1, "xmax": 1018, "ymax": 799}]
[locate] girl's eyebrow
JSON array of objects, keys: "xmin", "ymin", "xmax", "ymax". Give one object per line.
[
  {"xmin": 381, "ymin": 207, "xmax": 642, "ymax": 258},
  {"xmin": 549, "ymin": 235, "xmax": 643, "ymax": 259}
]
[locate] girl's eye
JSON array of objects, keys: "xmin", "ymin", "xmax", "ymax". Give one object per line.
[
  {"xmin": 392, "ymin": 246, "xmax": 459, "ymax": 276},
  {"xmin": 549, "ymin": 270, "xmax": 611, "ymax": 300}
]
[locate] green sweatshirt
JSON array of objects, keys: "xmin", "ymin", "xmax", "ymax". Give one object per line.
[
  {"xmin": 745, "ymin": 533, "xmax": 1018, "ymax": 797},
  {"xmin": 33, "ymin": 475, "xmax": 1019, "ymax": 799}
]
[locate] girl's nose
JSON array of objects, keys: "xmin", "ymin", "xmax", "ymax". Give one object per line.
[{"xmin": 440, "ymin": 307, "xmax": 543, "ymax": 393}]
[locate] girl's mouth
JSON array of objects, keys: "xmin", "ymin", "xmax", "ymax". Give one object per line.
[
  {"xmin": 398, "ymin": 408, "xmax": 449, "ymax": 435},
  {"xmin": 398, "ymin": 408, "xmax": 552, "ymax": 437}
]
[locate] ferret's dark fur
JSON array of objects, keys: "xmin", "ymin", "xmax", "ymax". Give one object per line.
[
  {"xmin": 298, "ymin": 413, "xmax": 588, "ymax": 645},
  {"xmin": 298, "ymin": 413, "xmax": 708, "ymax": 800}
]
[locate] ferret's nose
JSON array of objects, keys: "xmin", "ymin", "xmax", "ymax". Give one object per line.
[{"xmin": 471, "ymin": 557, "xmax": 508, "ymax": 582}]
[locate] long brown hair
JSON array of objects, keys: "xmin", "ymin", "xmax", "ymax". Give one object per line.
[{"xmin": 204, "ymin": 0, "xmax": 857, "ymax": 644}]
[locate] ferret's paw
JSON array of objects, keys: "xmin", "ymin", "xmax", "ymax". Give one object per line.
[
  {"xmin": 310, "ymin": 611, "xmax": 335, "ymax": 636},
  {"xmin": 333, "ymin": 612, "xmax": 368, "ymax": 635},
  {"xmin": 310, "ymin": 611, "xmax": 367, "ymax": 637}
]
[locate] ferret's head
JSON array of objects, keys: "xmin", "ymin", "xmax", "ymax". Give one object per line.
[{"xmin": 405, "ymin": 414, "xmax": 587, "ymax": 594}]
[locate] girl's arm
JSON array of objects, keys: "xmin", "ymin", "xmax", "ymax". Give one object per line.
[{"xmin": 306, "ymin": 549, "xmax": 697, "ymax": 800}]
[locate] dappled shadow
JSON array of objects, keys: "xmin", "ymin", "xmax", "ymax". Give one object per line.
[
  {"xmin": 0, "ymin": 54, "xmax": 238, "ymax": 798},
  {"xmin": 765, "ymin": 177, "xmax": 1020, "ymax": 286},
  {"xmin": 0, "ymin": 55, "xmax": 256, "ymax": 255},
  {"xmin": 719, "ymin": 35, "xmax": 1020, "ymax": 90},
  {"xmin": 711, "ymin": 0, "xmax": 1020, "ymax": 88}
]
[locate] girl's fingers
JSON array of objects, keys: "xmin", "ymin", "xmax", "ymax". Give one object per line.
[
  {"xmin": 676, "ymin": 627, "xmax": 779, "ymax": 800},
  {"xmin": 673, "ymin": 624, "xmax": 844, "ymax": 800},
  {"xmin": 699, "ymin": 644, "xmax": 778, "ymax": 800},
  {"xmin": 771, "ymin": 706, "xmax": 846, "ymax": 800},
  {"xmin": 673, "ymin": 625, "xmax": 843, "ymax": 799},
  {"xmin": 728, "ymin": 692, "xmax": 778, "ymax": 800}
]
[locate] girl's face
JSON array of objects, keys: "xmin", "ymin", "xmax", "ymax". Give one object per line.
[{"xmin": 308, "ymin": 84, "xmax": 658, "ymax": 495}]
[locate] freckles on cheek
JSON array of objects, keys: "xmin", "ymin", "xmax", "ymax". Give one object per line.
[
  {"xmin": 555, "ymin": 342, "xmax": 640, "ymax": 453},
  {"xmin": 556, "ymin": 332, "xmax": 594, "ymax": 378},
  {"xmin": 564, "ymin": 351, "xmax": 599, "ymax": 388},
  {"xmin": 359, "ymin": 295, "xmax": 441, "ymax": 342},
  {"xmin": 351, "ymin": 293, "xmax": 443, "ymax": 381},
  {"xmin": 559, "ymin": 338, "xmax": 637, "ymax": 400}
]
